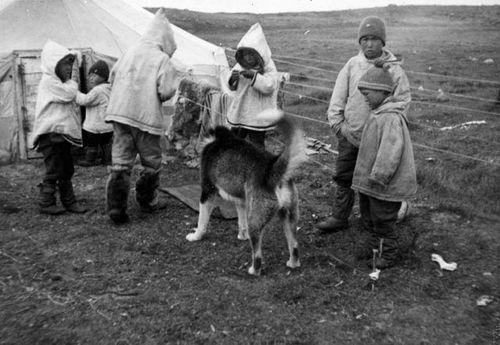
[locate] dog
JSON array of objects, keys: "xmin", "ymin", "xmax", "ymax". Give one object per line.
[{"xmin": 186, "ymin": 109, "xmax": 308, "ymax": 276}]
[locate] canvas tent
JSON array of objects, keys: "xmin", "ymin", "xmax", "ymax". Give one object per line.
[{"xmin": 0, "ymin": 0, "xmax": 229, "ymax": 163}]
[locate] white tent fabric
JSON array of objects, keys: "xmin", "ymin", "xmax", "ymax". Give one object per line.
[
  {"xmin": 0, "ymin": 0, "xmax": 230, "ymax": 163},
  {"xmin": 0, "ymin": 0, "xmax": 229, "ymax": 73}
]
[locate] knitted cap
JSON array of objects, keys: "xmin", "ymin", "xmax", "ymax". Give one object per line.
[
  {"xmin": 358, "ymin": 16, "xmax": 386, "ymax": 46},
  {"xmin": 88, "ymin": 60, "xmax": 109, "ymax": 81},
  {"xmin": 358, "ymin": 66, "xmax": 394, "ymax": 93}
]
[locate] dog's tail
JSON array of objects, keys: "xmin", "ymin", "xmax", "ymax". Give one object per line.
[{"xmin": 259, "ymin": 109, "xmax": 308, "ymax": 187}]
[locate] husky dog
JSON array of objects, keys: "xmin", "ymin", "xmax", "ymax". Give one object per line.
[{"xmin": 186, "ymin": 109, "xmax": 308, "ymax": 276}]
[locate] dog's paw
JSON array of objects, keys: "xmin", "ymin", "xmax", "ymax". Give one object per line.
[
  {"xmin": 186, "ymin": 232, "xmax": 203, "ymax": 242},
  {"xmin": 286, "ymin": 259, "xmax": 301, "ymax": 269},
  {"xmin": 237, "ymin": 232, "xmax": 249, "ymax": 241},
  {"xmin": 248, "ymin": 266, "xmax": 260, "ymax": 275}
]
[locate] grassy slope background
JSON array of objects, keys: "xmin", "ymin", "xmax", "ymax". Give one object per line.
[{"xmin": 0, "ymin": 5, "xmax": 499, "ymax": 345}]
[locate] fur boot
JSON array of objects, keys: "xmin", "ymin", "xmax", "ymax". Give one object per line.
[
  {"xmin": 58, "ymin": 180, "xmax": 87, "ymax": 213},
  {"xmin": 135, "ymin": 171, "xmax": 166, "ymax": 213},
  {"xmin": 77, "ymin": 147, "xmax": 98, "ymax": 167},
  {"xmin": 38, "ymin": 182, "xmax": 65, "ymax": 215},
  {"xmin": 106, "ymin": 170, "xmax": 130, "ymax": 224}
]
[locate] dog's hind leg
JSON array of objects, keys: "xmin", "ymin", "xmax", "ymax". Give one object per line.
[
  {"xmin": 235, "ymin": 201, "xmax": 249, "ymax": 240},
  {"xmin": 246, "ymin": 198, "xmax": 276, "ymax": 276},
  {"xmin": 279, "ymin": 184, "xmax": 301, "ymax": 269}
]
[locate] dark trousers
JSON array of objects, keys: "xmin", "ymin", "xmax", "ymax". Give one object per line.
[
  {"xmin": 231, "ymin": 127, "xmax": 265, "ymax": 148},
  {"xmin": 331, "ymin": 134, "xmax": 358, "ymax": 220},
  {"xmin": 333, "ymin": 134, "xmax": 358, "ymax": 188},
  {"xmin": 359, "ymin": 193, "xmax": 401, "ymax": 239},
  {"xmin": 37, "ymin": 133, "xmax": 74, "ymax": 184},
  {"xmin": 82, "ymin": 130, "xmax": 113, "ymax": 148}
]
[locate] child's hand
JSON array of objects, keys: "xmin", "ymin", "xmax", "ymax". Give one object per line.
[
  {"xmin": 70, "ymin": 50, "xmax": 83, "ymax": 67},
  {"xmin": 240, "ymin": 70, "xmax": 256, "ymax": 79},
  {"xmin": 228, "ymin": 70, "xmax": 240, "ymax": 90}
]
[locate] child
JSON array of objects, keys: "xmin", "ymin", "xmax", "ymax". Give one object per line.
[
  {"xmin": 316, "ymin": 16, "xmax": 411, "ymax": 233},
  {"xmin": 104, "ymin": 8, "xmax": 178, "ymax": 224},
  {"xmin": 227, "ymin": 23, "xmax": 279, "ymax": 148},
  {"xmin": 352, "ymin": 65, "xmax": 417, "ymax": 269},
  {"xmin": 76, "ymin": 60, "xmax": 113, "ymax": 166},
  {"xmin": 32, "ymin": 40, "xmax": 87, "ymax": 215}
]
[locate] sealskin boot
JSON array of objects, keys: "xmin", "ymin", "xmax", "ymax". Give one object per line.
[
  {"xmin": 58, "ymin": 180, "xmax": 87, "ymax": 213},
  {"xmin": 316, "ymin": 216, "xmax": 349, "ymax": 233},
  {"xmin": 77, "ymin": 147, "xmax": 98, "ymax": 167},
  {"xmin": 135, "ymin": 171, "xmax": 166, "ymax": 213},
  {"xmin": 316, "ymin": 185, "xmax": 354, "ymax": 233},
  {"xmin": 355, "ymin": 232, "xmax": 379, "ymax": 260},
  {"xmin": 38, "ymin": 182, "xmax": 65, "ymax": 215},
  {"xmin": 106, "ymin": 170, "xmax": 130, "ymax": 224},
  {"xmin": 367, "ymin": 238, "xmax": 400, "ymax": 269},
  {"xmin": 102, "ymin": 143, "xmax": 112, "ymax": 166}
]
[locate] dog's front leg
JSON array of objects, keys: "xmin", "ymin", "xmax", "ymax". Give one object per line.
[{"xmin": 186, "ymin": 201, "xmax": 215, "ymax": 242}]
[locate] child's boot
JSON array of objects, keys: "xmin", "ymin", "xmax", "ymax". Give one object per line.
[
  {"xmin": 102, "ymin": 143, "xmax": 112, "ymax": 166},
  {"xmin": 135, "ymin": 171, "xmax": 167, "ymax": 213},
  {"xmin": 315, "ymin": 185, "xmax": 354, "ymax": 233},
  {"xmin": 58, "ymin": 180, "xmax": 87, "ymax": 213},
  {"xmin": 356, "ymin": 232, "xmax": 379, "ymax": 260},
  {"xmin": 77, "ymin": 147, "xmax": 98, "ymax": 167},
  {"xmin": 374, "ymin": 238, "xmax": 400, "ymax": 269},
  {"xmin": 106, "ymin": 170, "xmax": 130, "ymax": 224},
  {"xmin": 38, "ymin": 182, "xmax": 65, "ymax": 215}
]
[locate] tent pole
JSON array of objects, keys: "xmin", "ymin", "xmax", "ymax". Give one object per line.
[{"xmin": 13, "ymin": 53, "xmax": 27, "ymax": 160}]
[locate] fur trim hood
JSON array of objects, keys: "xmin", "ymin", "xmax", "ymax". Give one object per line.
[
  {"xmin": 141, "ymin": 8, "xmax": 177, "ymax": 57},
  {"xmin": 40, "ymin": 40, "xmax": 72, "ymax": 77},
  {"xmin": 236, "ymin": 23, "xmax": 273, "ymax": 71}
]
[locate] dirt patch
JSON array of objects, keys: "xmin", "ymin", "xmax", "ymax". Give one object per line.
[{"xmin": 1, "ymin": 156, "xmax": 498, "ymax": 345}]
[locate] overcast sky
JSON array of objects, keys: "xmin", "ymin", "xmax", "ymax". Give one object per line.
[{"xmin": 126, "ymin": 0, "xmax": 500, "ymax": 13}]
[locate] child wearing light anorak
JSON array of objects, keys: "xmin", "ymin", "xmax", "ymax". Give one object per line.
[
  {"xmin": 105, "ymin": 8, "xmax": 178, "ymax": 224},
  {"xmin": 353, "ymin": 65, "xmax": 417, "ymax": 269},
  {"xmin": 227, "ymin": 23, "xmax": 279, "ymax": 148},
  {"xmin": 76, "ymin": 60, "xmax": 113, "ymax": 166},
  {"xmin": 317, "ymin": 16, "xmax": 411, "ymax": 233},
  {"xmin": 32, "ymin": 40, "xmax": 86, "ymax": 215}
]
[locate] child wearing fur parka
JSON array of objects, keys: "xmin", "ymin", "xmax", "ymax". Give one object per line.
[
  {"xmin": 353, "ymin": 65, "xmax": 417, "ymax": 269},
  {"xmin": 32, "ymin": 40, "xmax": 87, "ymax": 215},
  {"xmin": 227, "ymin": 23, "xmax": 280, "ymax": 148},
  {"xmin": 104, "ymin": 8, "xmax": 178, "ymax": 225}
]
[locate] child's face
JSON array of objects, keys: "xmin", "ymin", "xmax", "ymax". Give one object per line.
[
  {"xmin": 240, "ymin": 52, "xmax": 258, "ymax": 70},
  {"xmin": 360, "ymin": 35, "xmax": 384, "ymax": 59},
  {"xmin": 55, "ymin": 55, "xmax": 75, "ymax": 82},
  {"xmin": 88, "ymin": 73, "xmax": 105, "ymax": 89},
  {"xmin": 359, "ymin": 88, "xmax": 390, "ymax": 109}
]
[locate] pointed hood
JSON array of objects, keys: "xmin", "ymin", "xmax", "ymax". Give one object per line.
[
  {"xmin": 141, "ymin": 7, "xmax": 177, "ymax": 57},
  {"xmin": 40, "ymin": 40, "xmax": 73, "ymax": 77},
  {"xmin": 236, "ymin": 23, "xmax": 273, "ymax": 71}
]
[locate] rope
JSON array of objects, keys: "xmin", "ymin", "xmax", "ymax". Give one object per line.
[
  {"xmin": 412, "ymin": 101, "xmax": 500, "ymax": 117},
  {"xmin": 225, "ymin": 47, "xmax": 500, "ymax": 86},
  {"xmin": 179, "ymin": 94, "xmax": 499, "ymax": 167}
]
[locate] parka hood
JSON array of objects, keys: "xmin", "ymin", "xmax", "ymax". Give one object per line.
[
  {"xmin": 375, "ymin": 98, "xmax": 409, "ymax": 123},
  {"xmin": 236, "ymin": 23, "xmax": 272, "ymax": 69},
  {"xmin": 40, "ymin": 40, "xmax": 72, "ymax": 77},
  {"xmin": 141, "ymin": 8, "xmax": 177, "ymax": 57}
]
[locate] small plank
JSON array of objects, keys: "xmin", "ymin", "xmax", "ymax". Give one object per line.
[{"xmin": 159, "ymin": 184, "xmax": 238, "ymax": 219}]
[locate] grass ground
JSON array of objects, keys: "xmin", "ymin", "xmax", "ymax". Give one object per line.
[{"xmin": 1, "ymin": 5, "xmax": 499, "ymax": 345}]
